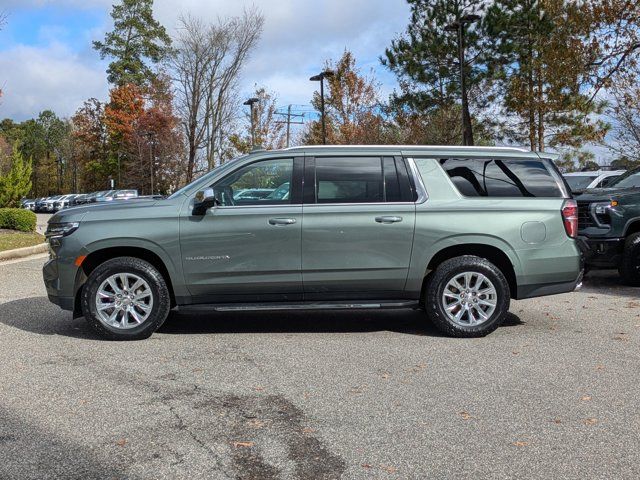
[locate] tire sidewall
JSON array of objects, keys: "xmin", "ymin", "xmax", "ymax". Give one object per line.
[
  {"xmin": 619, "ymin": 233, "xmax": 640, "ymax": 286},
  {"xmin": 426, "ymin": 256, "xmax": 510, "ymax": 337},
  {"xmin": 81, "ymin": 257, "xmax": 170, "ymax": 340}
]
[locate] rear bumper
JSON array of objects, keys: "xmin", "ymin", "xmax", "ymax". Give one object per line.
[
  {"xmin": 516, "ymin": 269, "xmax": 583, "ymax": 299},
  {"xmin": 577, "ymin": 235, "xmax": 624, "ymax": 268}
]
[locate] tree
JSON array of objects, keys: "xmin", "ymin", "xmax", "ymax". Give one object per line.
[
  {"xmin": 382, "ymin": 0, "xmax": 486, "ymax": 145},
  {"xmin": 484, "ymin": 0, "xmax": 609, "ymax": 151},
  {"xmin": 230, "ymin": 87, "xmax": 286, "ymax": 153},
  {"xmin": 93, "ymin": 0, "xmax": 171, "ymax": 86},
  {"xmin": 607, "ymin": 66, "xmax": 640, "ymax": 162},
  {"xmin": 304, "ymin": 51, "xmax": 389, "ymax": 145},
  {"xmin": 72, "ymin": 99, "xmax": 109, "ymax": 192},
  {"xmin": 171, "ymin": 10, "xmax": 264, "ymax": 181},
  {"xmin": 0, "ymin": 142, "xmax": 32, "ymax": 207}
]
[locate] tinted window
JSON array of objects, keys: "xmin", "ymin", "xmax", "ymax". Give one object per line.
[
  {"xmin": 315, "ymin": 157, "xmax": 383, "ymax": 203},
  {"xmin": 440, "ymin": 158, "xmax": 562, "ymax": 197},
  {"xmin": 609, "ymin": 168, "xmax": 640, "ymax": 188},
  {"xmin": 565, "ymin": 175, "xmax": 597, "ymax": 191},
  {"xmin": 214, "ymin": 158, "xmax": 293, "ymax": 206}
]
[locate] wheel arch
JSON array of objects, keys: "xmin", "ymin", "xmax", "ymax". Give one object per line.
[
  {"xmin": 420, "ymin": 243, "xmax": 518, "ymax": 302},
  {"xmin": 73, "ymin": 245, "xmax": 177, "ymax": 317}
]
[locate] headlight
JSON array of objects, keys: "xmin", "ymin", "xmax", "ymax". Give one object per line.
[
  {"xmin": 593, "ymin": 201, "xmax": 617, "ymax": 215},
  {"xmin": 45, "ymin": 222, "xmax": 79, "ymax": 239}
]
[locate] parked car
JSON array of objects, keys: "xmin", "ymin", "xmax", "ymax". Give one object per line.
[
  {"xmin": 232, "ymin": 188, "xmax": 274, "ymax": 201},
  {"xmin": 21, "ymin": 199, "xmax": 36, "ymax": 210},
  {"xmin": 44, "ymin": 146, "xmax": 582, "ymax": 341},
  {"xmin": 564, "ymin": 170, "xmax": 625, "ymax": 194},
  {"xmin": 54, "ymin": 194, "xmax": 80, "ymax": 211},
  {"xmin": 575, "ymin": 166, "xmax": 640, "ymax": 285},
  {"xmin": 95, "ymin": 189, "xmax": 139, "ymax": 203},
  {"xmin": 34, "ymin": 197, "xmax": 48, "ymax": 212},
  {"xmin": 70, "ymin": 194, "xmax": 88, "ymax": 206},
  {"xmin": 43, "ymin": 195, "xmax": 62, "ymax": 213}
]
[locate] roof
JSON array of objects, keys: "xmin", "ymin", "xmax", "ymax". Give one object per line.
[
  {"xmin": 276, "ymin": 145, "xmax": 531, "ymax": 154},
  {"xmin": 564, "ymin": 170, "xmax": 625, "ymax": 176}
]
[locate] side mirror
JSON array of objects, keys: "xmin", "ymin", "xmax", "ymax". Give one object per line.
[{"xmin": 192, "ymin": 188, "xmax": 218, "ymax": 216}]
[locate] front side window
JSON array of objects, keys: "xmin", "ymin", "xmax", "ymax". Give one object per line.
[
  {"xmin": 608, "ymin": 168, "xmax": 640, "ymax": 188},
  {"xmin": 565, "ymin": 175, "xmax": 598, "ymax": 191},
  {"xmin": 213, "ymin": 158, "xmax": 293, "ymax": 206},
  {"xmin": 440, "ymin": 158, "xmax": 562, "ymax": 198}
]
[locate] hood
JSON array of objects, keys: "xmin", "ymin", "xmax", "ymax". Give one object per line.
[
  {"xmin": 575, "ymin": 186, "xmax": 640, "ymax": 202},
  {"xmin": 49, "ymin": 198, "xmax": 161, "ymax": 224}
]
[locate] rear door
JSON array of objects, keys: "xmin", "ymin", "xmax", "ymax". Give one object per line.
[{"xmin": 301, "ymin": 155, "xmax": 417, "ymax": 300}]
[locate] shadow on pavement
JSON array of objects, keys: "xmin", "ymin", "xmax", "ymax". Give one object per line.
[
  {"xmin": 0, "ymin": 406, "xmax": 128, "ymax": 479},
  {"xmin": 0, "ymin": 296, "xmax": 524, "ymax": 339},
  {"xmin": 582, "ymin": 269, "xmax": 640, "ymax": 299}
]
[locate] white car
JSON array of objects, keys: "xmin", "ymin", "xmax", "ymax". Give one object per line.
[{"xmin": 564, "ymin": 170, "xmax": 625, "ymax": 193}]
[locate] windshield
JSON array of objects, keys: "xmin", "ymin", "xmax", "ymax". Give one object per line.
[
  {"xmin": 167, "ymin": 155, "xmax": 249, "ymax": 200},
  {"xmin": 608, "ymin": 168, "xmax": 640, "ymax": 188},
  {"xmin": 564, "ymin": 175, "xmax": 597, "ymax": 191}
]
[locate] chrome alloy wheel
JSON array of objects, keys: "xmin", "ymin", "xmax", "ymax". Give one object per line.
[
  {"xmin": 441, "ymin": 272, "xmax": 497, "ymax": 326},
  {"xmin": 95, "ymin": 273, "xmax": 154, "ymax": 329}
]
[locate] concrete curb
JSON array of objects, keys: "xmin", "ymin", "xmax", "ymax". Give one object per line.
[{"xmin": 0, "ymin": 242, "xmax": 48, "ymax": 262}]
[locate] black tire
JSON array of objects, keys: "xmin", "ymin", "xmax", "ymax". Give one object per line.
[
  {"xmin": 81, "ymin": 256, "xmax": 171, "ymax": 340},
  {"xmin": 618, "ymin": 232, "xmax": 640, "ymax": 286},
  {"xmin": 424, "ymin": 255, "xmax": 510, "ymax": 338}
]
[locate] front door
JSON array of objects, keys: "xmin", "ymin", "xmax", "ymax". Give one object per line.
[
  {"xmin": 301, "ymin": 156, "xmax": 417, "ymax": 300},
  {"xmin": 180, "ymin": 157, "xmax": 304, "ymax": 303}
]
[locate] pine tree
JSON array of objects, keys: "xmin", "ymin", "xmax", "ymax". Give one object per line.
[
  {"xmin": 0, "ymin": 143, "xmax": 32, "ymax": 208},
  {"xmin": 484, "ymin": 0, "xmax": 609, "ymax": 151},
  {"xmin": 93, "ymin": 0, "xmax": 171, "ymax": 86},
  {"xmin": 382, "ymin": 0, "xmax": 486, "ymax": 145}
]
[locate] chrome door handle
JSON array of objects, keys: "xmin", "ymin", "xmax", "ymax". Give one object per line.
[
  {"xmin": 269, "ymin": 217, "xmax": 297, "ymax": 226},
  {"xmin": 375, "ymin": 216, "xmax": 403, "ymax": 224}
]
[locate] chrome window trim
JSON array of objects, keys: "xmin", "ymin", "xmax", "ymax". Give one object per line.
[{"xmin": 405, "ymin": 157, "xmax": 428, "ymax": 204}]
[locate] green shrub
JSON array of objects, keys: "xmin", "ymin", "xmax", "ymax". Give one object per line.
[{"xmin": 0, "ymin": 208, "xmax": 37, "ymax": 232}]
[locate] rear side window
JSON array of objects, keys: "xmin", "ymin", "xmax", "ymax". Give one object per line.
[
  {"xmin": 439, "ymin": 158, "xmax": 562, "ymax": 198},
  {"xmin": 315, "ymin": 157, "xmax": 383, "ymax": 203}
]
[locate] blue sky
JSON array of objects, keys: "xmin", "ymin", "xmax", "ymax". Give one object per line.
[{"xmin": 0, "ymin": 0, "xmax": 410, "ymax": 122}]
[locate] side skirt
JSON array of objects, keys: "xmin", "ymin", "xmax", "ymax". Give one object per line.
[{"xmin": 177, "ymin": 300, "xmax": 420, "ymax": 313}]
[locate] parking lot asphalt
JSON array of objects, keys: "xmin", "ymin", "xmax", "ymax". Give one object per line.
[
  {"xmin": 36, "ymin": 213, "xmax": 52, "ymax": 235},
  {"xmin": 0, "ymin": 255, "xmax": 638, "ymax": 479}
]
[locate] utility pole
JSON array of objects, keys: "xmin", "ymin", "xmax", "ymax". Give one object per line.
[
  {"xmin": 309, "ymin": 70, "xmax": 334, "ymax": 144},
  {"xmin": 445, "ymin": 14, "xmax": 480, "ymax": 146},
  {"xmin": 275, "ymin": 105, "xmax": 305, "ymax": 148}
]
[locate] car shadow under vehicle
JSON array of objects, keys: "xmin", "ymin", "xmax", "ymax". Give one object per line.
[
  {"xmin": 0, "ymin": 296, "xmax": 524, "ymax": 340},
  {"xmin": 582, "ymin": 269, "xmax": 640, "ymax": 298}
]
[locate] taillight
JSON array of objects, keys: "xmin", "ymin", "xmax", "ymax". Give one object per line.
[{"xmin": 562, "ymin": 199, "xmax": 578, "ymax": 238}]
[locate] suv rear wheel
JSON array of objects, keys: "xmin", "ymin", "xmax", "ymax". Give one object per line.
[
  {"xmin": 425, "ymin": 255, "xmax": 510, "ymax": 337},
  {"xmin": 81, "ymin": 257, "xmax": 171, "ymax": 340},
  {"xmin": 618, "ymin": 232, "xmax": 640, "ymax": 286}
]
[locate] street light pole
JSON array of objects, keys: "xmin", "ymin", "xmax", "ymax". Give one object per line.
[
  {"xmin": 310, "ymin": 70, "xmax": 334, "ymax": 145},
  {"xmin": 445, "ymin": 14, "xmax": 480, "ymax": 146},
  {"xmin": 243, "ymin": 98, "xmax": 260, "ymax": 148}
]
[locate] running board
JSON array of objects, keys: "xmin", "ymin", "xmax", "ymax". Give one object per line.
[{"xmin": 178, "ymin": 300, "xmax": 419, "ymax": 313}]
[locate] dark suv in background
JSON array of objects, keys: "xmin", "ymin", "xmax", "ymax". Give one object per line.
[{"xmin": 576, "ymin": 166, "xmax": 640, "ymax": 284}]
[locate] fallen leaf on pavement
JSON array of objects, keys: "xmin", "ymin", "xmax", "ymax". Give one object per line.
[
  {"xmin": 584, "ymin": 418, "xmax": 598, "ymax": 426},
  {"xmin": 514, "ymin": 441, "xmax": 529, "ymax": 447},
  {"xmin": 581, "ymin": 395, "xmax": 592, "ymax": 401},
  {"xmin": 232, "ymin": 441, "xmax": 254, "ymax": 448},
  {"xmin": 459, "ymin": 411, "xmax": 472, "ymax": 420},
  {"xmin": 116, "ymin": 439, "xmax": 127, "ymax": 447}
]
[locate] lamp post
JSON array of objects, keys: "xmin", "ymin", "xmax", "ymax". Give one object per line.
[
  {"xmin": 309, "ymin": 69, "xmax": 334, "ymax": 145},
  {"xmin": 243, "ymin": 97, "xmax": 260, "ymax": 148},
  {"xmin": 141, "ymin": 132, "xmax": 156, "ymax": 195},
  {"xmin": 445, "ymin": 14, "xmax": 480, "ymax": 146}
]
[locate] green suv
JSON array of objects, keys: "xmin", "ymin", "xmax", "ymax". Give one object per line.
[
  {"xmin": 575, "ymin": 167, "xmax": 640, "ymax": 284},
  {"xmin": 43, "ymin": 146, "xmax": 582, "ymax": 340}
]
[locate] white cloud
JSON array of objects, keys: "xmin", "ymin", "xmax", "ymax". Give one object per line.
[
  {"xmin": 0, "ymin": 0, "xmax": 411, "ymax": 119},
  {"xmin": 0, "ymin": 42, "xmax": 108, "ymax": 120}
]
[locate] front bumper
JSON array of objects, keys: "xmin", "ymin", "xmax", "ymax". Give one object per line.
[
  {"xmin": 43, "ymin": 253, "xmax": 80, "ymax": 312},
  {"xmin": 577, "ymin": 235, "xmax": 624, "ymax": 269}
]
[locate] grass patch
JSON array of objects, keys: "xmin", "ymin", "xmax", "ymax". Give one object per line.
[{"xmin": 0, "ymin": 230, "xmax": 45, "ymax": 252}]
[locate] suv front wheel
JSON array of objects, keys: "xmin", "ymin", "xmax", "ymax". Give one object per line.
[
  {"xmin": 81, "ymin": 257, "xmax": 171, "ymax": 340},
  {"xmin": 425, "ymin": 255, "xmax": 510, "ymax": 337}
]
